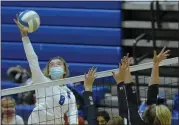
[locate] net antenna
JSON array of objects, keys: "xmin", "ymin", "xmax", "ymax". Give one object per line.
[{"xmin": 1, "ymin": 57, "xmax": 178, "ymax": 96}]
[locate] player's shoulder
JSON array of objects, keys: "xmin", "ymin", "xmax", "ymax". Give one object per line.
[
  {"xmin": 15, "ymin": 115, "xmax": 24, "ymax": 121},
  {"xmin": 15, "ymin": 115, "xmax": 23, "ymax": 119},
  {"xmin": 15, "ymin": 115, "xmax": 24, "ymax": 124}
]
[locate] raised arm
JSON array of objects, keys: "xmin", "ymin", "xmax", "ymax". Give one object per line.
[
  {"xmin": 113, "ymin": 55, "xmax": 145, "ymax": 125},
  {"xmin": 124, "ymin": 67, "xmax": 144, "ymax": 125},
  {"xmin": 112, "ymin": 58, "xmax": 128, "ymax": 118},
  {"xmin": 83, "ymin": 67, "xmax": 97, "ymax": 125},
  {"xmin": 147, "ymin": 47, "xmax": 170, "ymax": 105},
  {"xmin": 124, "ymin": 54, "xmax": 133, "ymax": 84},
  {"xmin": 14, "ymin": 15, "xmax": 48, "ymax": 83},
  {"xmin": 123, "ymin": 55, "xmax": 138, "ymax": 106}
]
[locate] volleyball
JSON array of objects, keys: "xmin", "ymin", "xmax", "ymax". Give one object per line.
[{"xmin": 18, "ymin": 10, "xmax": 40, "ymax": 33}]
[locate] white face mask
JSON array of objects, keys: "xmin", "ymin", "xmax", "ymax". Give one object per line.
[{"xmin": 49, "ymin": 67, "xmax": 64, "ymax": 80}]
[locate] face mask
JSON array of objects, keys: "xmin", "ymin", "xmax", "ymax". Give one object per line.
[
  {"xmin": 49, "ymin": 67, "xmax": 64, "ymax": 80},
  {"xmin": 3, "ymin": 109, "xmax": 15, "ymax": 117}
]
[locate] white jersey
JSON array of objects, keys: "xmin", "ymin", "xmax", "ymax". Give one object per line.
[
  {"xmin": 2, "ymin": 115, "xmax": 24, "ymax": 125},
  {"xmin": 22, "ymin": 37, "xmax": 78, "ymax": 125}
]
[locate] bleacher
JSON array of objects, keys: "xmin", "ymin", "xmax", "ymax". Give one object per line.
[
  {"xmin": 121, "ymin": 2, "xmax": 179, "ymax": 125},
  {"xmin": 1, "ymin": 1, "xmax": 122, "ymax": 78},
  {"xmin": 1, "ymin": 1, "xmax": 122, "ymax": 124}
]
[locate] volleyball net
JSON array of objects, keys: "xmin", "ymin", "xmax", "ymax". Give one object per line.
[{"xmin": 1, "ymin": 57, "xmax": 178, "ymax": 125}]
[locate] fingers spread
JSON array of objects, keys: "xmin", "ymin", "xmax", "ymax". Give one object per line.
[
  {"xmin": 160, "ymin": 47, "xmax": 166, "ymax": 55},
  {"xmin": 126, "ymin": 53, "xmax": 129, "ymax": 57},
  {"xmin": 13, "ymin": 19, "xmax": 18, "ymax": 24},
  {"xmin": 164, "ymin": 50, "xmax": 170, "ymax": 55},
  {"xmin": 154, "ymin": 50, "xmax": 157, "ymax": 57},
  {"xmin": 92, "ymin": 68, "xmax": 97, "ymax": 77},
  {"xmin": 85, "ymin": 72, "xmax": 88, "ymax": 76},
  {"xmin": 119, "ymin": 59, "xmax": 123, "ymax": 67},
  {"xmin": 87, "ymin": 67, "xmax": 97, "ymax": 78},
  {"xmin": 88, "ymin": 68, "xmax": 91, "ymax": 76},
  {"xmin": 128, "ymin": 57, "xmax": 132, "ymax": 65},
  {"xmin": 165, "ymin": 54, "xmax": 170, "ymax": 57}
]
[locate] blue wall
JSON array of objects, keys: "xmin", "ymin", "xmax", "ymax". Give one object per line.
[{"xmin": 1, "ymin": 1, "xmax": 122, "ymax": 78}]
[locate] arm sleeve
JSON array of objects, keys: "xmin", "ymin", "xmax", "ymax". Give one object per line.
[
  {"xmin": 82, "ymin": 91, "xmax": 97, "ymax": 125},
  {"xmin": 22, "ymin": 36, "xmax": 48, "ymax": 83},
  {"xmin": 125, "ymin": 83, "xmax": 138, "ymax": 105},
  {"xmin": 117, "ymin": 82, "xmax": 128, "ymax": 118},
  {"xmin": 125, "ymin": 83, "xmax": 145, "ymax": 125},
  {"xmin": 147, "ymin": 84, "xmax": 159, "ymax": 105}
]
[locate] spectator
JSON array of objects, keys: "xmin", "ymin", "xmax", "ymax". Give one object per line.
[
  {"xmin": 106, "ymin": 116, "xmax": 124, "ymax": 125},
  {"xmin": 64, "ymin": 113, "xmax": 85, "ymax": 125},
  {"xmin": 7, "ymin": 65, "xmax": 31, "ymax": 84},
  {"xmin": 1, "ymin": 96, "xmax": 24, "ymax": 125},
  {"xmin": 7, "ymin": 65, "xmax": 35, "ymax": 105},
  {"xmin": 97, "ymin": 111, "xmax": 110, "ymax": 125}
]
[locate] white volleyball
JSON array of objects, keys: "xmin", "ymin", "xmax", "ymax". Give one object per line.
[{"xmin": 18, "ymin": 10, "xmax": 40, "ymax": 33}]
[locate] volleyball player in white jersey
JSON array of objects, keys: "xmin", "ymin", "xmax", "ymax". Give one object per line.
[{"xmin": 14, "ymin": 15, "xmax": 78, "ymax": 125}]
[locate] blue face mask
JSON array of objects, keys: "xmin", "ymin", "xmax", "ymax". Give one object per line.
[{"xmin": 49, "ymin": 67, "xmax": 64, "ymax": 80}]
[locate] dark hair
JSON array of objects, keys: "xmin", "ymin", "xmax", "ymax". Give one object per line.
[
  {"xmin": 7, "ymin": 66, "xmax": 31, "ymax": 83},
  {"xmin": 97, "ymin": 111, "xmax": 110, "ymax": 122}
]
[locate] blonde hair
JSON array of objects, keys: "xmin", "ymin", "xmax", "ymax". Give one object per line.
[
  {"xmin": 143, "ymin": 104, "xmax": 171, "ymax": 125},
  {"xmin": 43, "ymin": 56, "xmax": 69, "ymax": 78},
  {"xmin": 154, "ymin": 105, "xmax": 171, "ymax": 125},
  {"xmin": 106, "ymin": 116, "xmax": 124, "ymax": 125}
]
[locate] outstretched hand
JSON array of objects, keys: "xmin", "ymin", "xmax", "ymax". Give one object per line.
[
  {"xmin": 84, "ymin": 67, "xmax": 97, "ymax": 92},
  {"xmin": 13, "ymin": 14, "xmax": 28, "ymax": 37},
  {"xmin": 150, "ymin": 47, "xmax": 170, "ymax": 85},
  {"xmin": 112, "ymin": 57, "xmax": 128, "ymax": 84},
  {"xmin": 153, "ymin": 47, "xmax": 170, "ymax": 64},
  {"xmin": 123, "ymin": 53, "xmax": 132, "ymax": 71},
  {"xmin": 123, "ymin": 53, "xmax": 134, "ymax": 84}
]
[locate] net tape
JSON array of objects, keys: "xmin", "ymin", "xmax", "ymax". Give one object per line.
[{"xmin": 1, "ymin": 57, "xmax": 178, "ymax": 96}]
